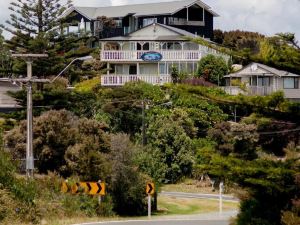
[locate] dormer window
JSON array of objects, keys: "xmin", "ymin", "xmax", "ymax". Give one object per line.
[{"xmin": 143, "ymin": 18, "xmax": 157, "ymax": 27}]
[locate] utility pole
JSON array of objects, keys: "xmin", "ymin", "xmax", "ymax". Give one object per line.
[
  {"xmin": 142, "ymin": 100, "xmax": 146, "ymax": 146},
  {"xmin": 12, "ymin": 54, "xmax": 48, "ymax": 179},
  {"xmin": 26, "ymin": 60, "xmax": 33, "ymax": 178}
]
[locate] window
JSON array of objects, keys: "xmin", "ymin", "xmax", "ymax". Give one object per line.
[
  {"xmin": 284, "ymin": 77, "xmax": 299, "ymax": 89},
  {"xmin": 143, "ymin": 18, "xmax": 157, "ymax": 27},
  {"xmin": 159, "ymin": 63, "xmax": 166, "ymax": 75},
  {"xmin": 250, "ymin": 76, "xmax": 270, "ymax": 86},
  {"xmin": 85, "ymin": 22, "xmax": 91, "ymax": 32},
  {"xmin": 114, "ymin": 20, "xmax": 122, "ymax": 28}
]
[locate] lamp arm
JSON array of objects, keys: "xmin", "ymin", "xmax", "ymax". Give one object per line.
[{"xmin": 50, "ymin": 58, "xmax": 78, "ymax": 83}]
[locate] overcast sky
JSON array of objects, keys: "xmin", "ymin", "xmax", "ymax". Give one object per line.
[{"xmin": 1, "ymin": 0, "xmax": 299, "ymax": 39}]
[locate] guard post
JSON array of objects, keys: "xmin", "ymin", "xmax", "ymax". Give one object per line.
[{"xmin": 146, "ymin": 182, "xmax": 155, "ymax": 219}]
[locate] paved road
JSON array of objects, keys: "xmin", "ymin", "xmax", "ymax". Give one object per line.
[
  {"xmin": 74, "ymin": 219, "xmax": 229, "ymax": 225},
  {"xmin": 160, "ymin": 191, "xmax": 239, "ymax": 202},
  {"xmin": 73, "ymin": 211, "xmax": 238, "ymax": 225}
]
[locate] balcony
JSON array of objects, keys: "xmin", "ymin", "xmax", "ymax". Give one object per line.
[
  {"xmin": 168, "ymin": 17, "xmax": 205, "ymax": 26},
  {"xmin": 100, "ymin": 50, "xmax": 202, "ymax": 62},
  {"xmin": 168, "ymin": 20, "xmax": 204, "ymax": 26},
  {"xmin": 223, "ymin": 86, "xmax": 274, "ymax": 96},
  {"xmin": 101, "ymin": 74, "xmax": 172, "ymax": 86}
]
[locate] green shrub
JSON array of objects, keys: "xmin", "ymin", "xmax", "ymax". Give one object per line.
[
  {"xmin": 0, "ymin": 189, "xmax": 18, "ymax": 222},
  {"xmin": 75, "ymin": 77, "xmax": 101, "ymax": 93},
  {"xmin": 96, "ymin": 195, "xmax": 115, "ymax": 217}
]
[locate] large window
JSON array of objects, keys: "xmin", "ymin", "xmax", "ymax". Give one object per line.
[
  {"xmin": 143, "ymin": 18, "xmax": 157, "ymax": 27},
  {"xmin": 283, "ymin": 77, "xmax": 299, "ymax": 89}
]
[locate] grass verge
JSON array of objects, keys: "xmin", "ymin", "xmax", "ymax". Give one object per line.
[{"xmin": 156, "ymin": 196, "xmax": 239, "ymax": 215}]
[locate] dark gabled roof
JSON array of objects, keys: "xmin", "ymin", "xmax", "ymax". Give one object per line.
[{"xmin": 62, "ymin": 0, "xmax": 219, "ymax": 20}]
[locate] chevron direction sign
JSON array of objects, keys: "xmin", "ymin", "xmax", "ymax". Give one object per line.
[
  {"xmin": 61, "ymin": 181, "xmax": 105, "ymax": 196},
  {"xmin": 146, "ymin": 182, "xmax": 155, "ymax": 195}
]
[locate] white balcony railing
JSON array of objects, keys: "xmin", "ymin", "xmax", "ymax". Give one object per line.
[
  {"xmin": 168, "ymin": 17, "xmax": 205, "ymax": 26},
  {"xmin": 168, "ymin": 20, "xmax": 205, "ymax": 26},
  {"xmin": 223, "ymin": 86, "xmax": 274, "ymax": 96},
  {"xmin": 100, "ymin": 50, "xmax": 203, "ymax": 62},
  {"xmin": 101, "ymin": 74, "xmax": 172, "ymax": 86}
]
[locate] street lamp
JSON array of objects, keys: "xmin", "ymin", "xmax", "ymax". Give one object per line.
[{"xmin": 50, "ymin": 55, "xmax": 93, "ymax": 83}]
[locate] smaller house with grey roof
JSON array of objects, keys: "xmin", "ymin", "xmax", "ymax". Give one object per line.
[{"xmin": 224, "ymin": 63, "xmax": 300, "ymax": 101}]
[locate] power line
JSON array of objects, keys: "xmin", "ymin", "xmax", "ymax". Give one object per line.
[{"xmin": 257, "ymin": 128, "xmax": 300, "ymax": 135}]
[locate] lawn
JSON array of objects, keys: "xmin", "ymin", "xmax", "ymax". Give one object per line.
[{"xmin": 157, "ymin": 196, "xmax": 239, "ymax": 215}]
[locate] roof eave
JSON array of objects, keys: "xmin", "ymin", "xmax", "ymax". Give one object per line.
[
  {"xmin": 171, "ymin": 0, "xmax": 219, "ymax": 17},
  {"xmin": 65, "ymin": 7, "xmax": 93, "ymax": 21}
]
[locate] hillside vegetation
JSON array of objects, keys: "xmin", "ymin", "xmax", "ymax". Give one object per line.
[{"xmin": 0, "ymin": 82, "xmax": 299, "ymax": 224}]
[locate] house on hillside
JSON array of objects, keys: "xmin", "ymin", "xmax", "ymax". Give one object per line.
[
  {"xmin": 99, "ymin": 23, "xmax": 228, "ymax": 86},
  {"xmin": 61, "ymin": 0, "xmax": 228, "ymax": 86},
  {"xmin": 0, "ymin": 81, "xmax": 21, "ymax": 112},
  {"xmin": 62, "ymin": 0, "xmax": 218, "ymax": 40},
  {"xmin": 223, "ymin": 63, "xmax": 300, "ymax": 101}
]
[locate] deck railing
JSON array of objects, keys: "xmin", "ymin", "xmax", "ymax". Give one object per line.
[
  {"xmin": 223, "ymin": 86, "xmax": 274, "ymax": 96},
  {"xmin": 101, "ymin": 74, "xmax": 172, "ymax": 86},
  {"xmin": 100, "ymin": 50, "xmax": 203, "ymax": 62}
]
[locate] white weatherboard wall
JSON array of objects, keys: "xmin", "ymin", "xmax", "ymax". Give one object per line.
[
  {"xmin": 278, "ymin": 78, "xmax": 300, "ymax": 99},
  {"xmin": 131, "ymin": 24, "xmax": 180, "ymax": 38}
]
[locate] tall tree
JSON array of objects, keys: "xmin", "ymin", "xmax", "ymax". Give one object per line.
[
  {"xmin": 1, "ymin": 0, "xmax": 72, "ymax": 52},
  {"xmin": 0, "ymin": 30, "xmax": 12, "ymax": 77}
]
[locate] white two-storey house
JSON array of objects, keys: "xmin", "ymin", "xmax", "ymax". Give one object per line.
[{"xmin": 100, "ymin": 23, "xmax": 228, "ymax": 86}]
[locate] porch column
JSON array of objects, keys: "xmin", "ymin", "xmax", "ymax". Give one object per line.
[
  {"xmin": 119, "ymin": 42, "xmax": 124, "ymax": 50},
  {"xmin": 137, "ymin": 63, "xmax": 140, "ymax": 76},
  {"xmin": 157, "ymin": 63, "xmax": 160, "ymax": 82},
  {"xmin": 257, "ymin": 75, "xmax": 258, "ymax": 95},
  {"xmin": 160, "ymin": 42, "xmax": 164, "ymax": 51},
  {"xmin": 180, "ymin": 42, "xmax": 184, "ymax": 50},
  {"xmin": 101, "ymin": 42, "xmax": 106, "ymax": 50},
  {"xmin": 107, "ymin": 63, "xmax": 110, "ymax": 75},
  {"xmin": 138, "ymin": 41, "xmax": 145, "ymax": 50}
]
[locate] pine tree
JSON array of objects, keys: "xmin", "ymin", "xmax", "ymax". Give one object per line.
[
  {"xmin": 1, "ymin": 0, "xmax": 72, "ymax": 52},
  {"xmin": 0, "ymin": 30, "xmax": 12, "ymax": 77}
]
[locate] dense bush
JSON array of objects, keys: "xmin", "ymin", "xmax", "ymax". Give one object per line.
[
  {"xmin": 110, "ymin": 134, "xmax": 148, "ymax": 216},
  {"xmin": 5, "ymin": 110, "xmax": 110, "ymax": 179},
  {"xmin": 197, "ymin": 54, "xmax": 229, "ymax": 85}
]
